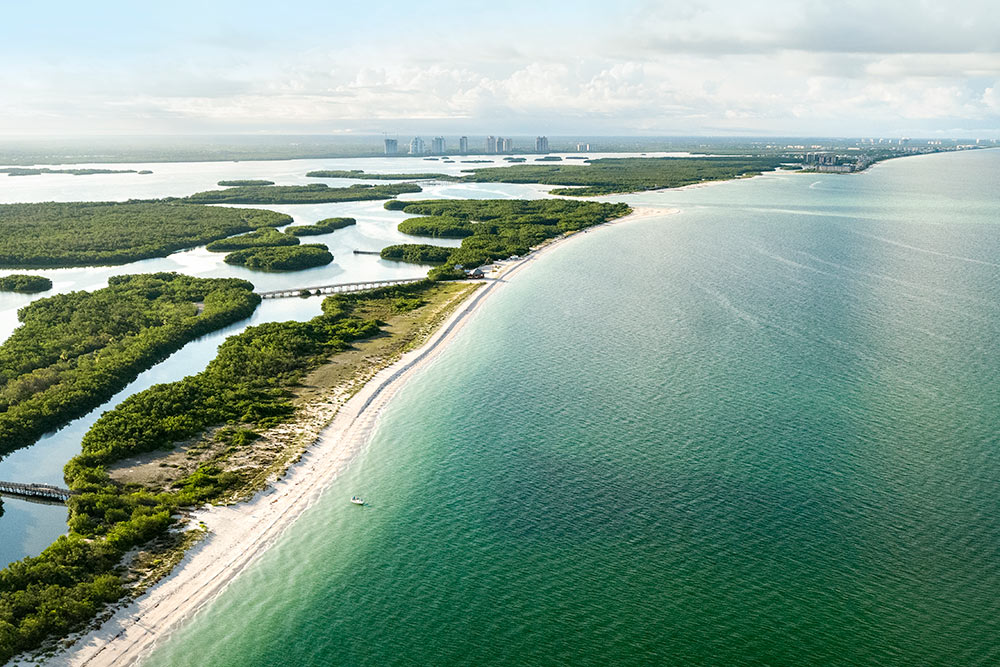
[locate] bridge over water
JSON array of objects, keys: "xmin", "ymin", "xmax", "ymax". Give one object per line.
[
  {"xmin": 256, "ymin": 277, "xmax": 425, "ymax": 300},
  {"xmin": 0, "ymin": 481, "xmax": 74, "ymax": 502}
]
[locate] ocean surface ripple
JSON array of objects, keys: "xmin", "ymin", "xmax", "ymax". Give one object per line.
[{"xmin": 148, "ymin": 150, "xmax": 1000, "ymax": 666}]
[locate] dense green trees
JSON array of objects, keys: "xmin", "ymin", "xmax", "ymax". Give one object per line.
[
  {"xmin": 74, "ymin": 281, "xmax": 428, "ymax": 474},
  {"xmin": 224, "ymin": 244, "xmax": 333, "ymax": 271},
  {"xmin": 460, "ymin": 156, "xmax": 789, "ymax": 195},
  {"xmin": 387, "ymin": 199, "xmax": 631, "ymax": 274},
  {"xmin": 0, "ymin": 202, "xmax": 290, "ymax": 268},
  {"xmin": 380, "ymin": 244, "xmax": 454, "ymax": 264},
  {"xmin": 397, "ymin": 216, "xmax": 475, "ymax": 238},
  {"xmin": 216, "ymin": 179, "xmax": 275, "ymax": 186},
  {"xmin": 305, "ymin": 170, "xmax": 456, "ymax": 181},
  {"xmin": 205, "ymin": 227, "xmax": 299, "ymax": 252},
  {"xmin": 427, "ymin": 265, "xmax": 468, "ymax": 281},
  {"xmin": 0, "ymin": 273, "xmax": 260, "ymax": 456},
  {"xmin": 182, "ymin": 182, "xmax": 421, "ymax": 205},
  {"xmin": 0, "ymin": 168, "xmax": 141, "ymax": 176},
  {"xmin": 0, "ymin": 274, "xmax": 52, "ymax": 293},
  {"xmin": 285, "ymin": 217, "xmax": 356, "ymax": 236},
  {"xmin": 0, "ymin": 282, "xmax": 439, "ymax": 662}
]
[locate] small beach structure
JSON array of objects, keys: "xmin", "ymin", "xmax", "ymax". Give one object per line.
[{"xmin": 0, "ymin": 481, "xmax": 74, "ymax": 502}]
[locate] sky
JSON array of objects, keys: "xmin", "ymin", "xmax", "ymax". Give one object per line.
[{"xmin": 1, "ymin": 0, "xmax": 998, "ymax": 137}]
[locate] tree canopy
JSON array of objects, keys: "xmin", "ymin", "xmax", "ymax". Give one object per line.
[
  {"xmin": 386, "ymin": 199, "xmax": 631, "ymax": 274},
  {"xmin": 223, "ymin": 244, "xmax": 333, "ymax": 271},
  {"xmin": 285, "ymin": 217, "xmax": 356, "ymax": 236},
  {"xmin": 460, "ymin": 156, "xmax": 788, "ymax": 195},
  {"xmin": 0, "ymin": 274, "xmax": 52, "ymax": 293},
  {"xmin": 0, "ymin": 202, "xmax": 290, "ymax": 268},
  {"xmin": 182, "ymin": 182, "xmax": 421, "ymax": 205},
  {"xmin": 205, "ymin": 227, "xmax": 299, "ymax": 252},
  {"xmin": 0, "ymin": 273, "xmax": 260, "ymax": 455}
]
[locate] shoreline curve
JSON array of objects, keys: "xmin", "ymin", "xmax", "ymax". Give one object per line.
[{"xmin": 54, "ymin": 204, "xmax": 678, "ymax": 667}]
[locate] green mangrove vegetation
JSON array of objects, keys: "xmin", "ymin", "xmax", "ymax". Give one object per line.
[
  {"xmin": 216, "ymin": 179, "xmax": 275, "ymax": 186},
  {"xmin": 387, "ymin": 199, "xmax": 631, "ymax": 273},
  {"xmin": 205, "ymin": 227, "xmax": 299, "ymax": 252},
  {"xmin": 74, "ymin": 284, "xmax": 418, "ymax": 466},
  {"xmin": 0, "ymin": 273, "xmax": 260, "ymax": 456},
  {"xmin": 300, "ymin": 157, "xmax": 788, "ymax": 199},
  {"xmin": 398, "ymin": 216, "xmax": 474, "ymax": 238},
  {"xmin": 305, "ymin": 169, "xmax": 457, "ymax": 181},
  {"xmin": 0, "ymin": 274, "xmax": 52, "ymax": 293},
  {"xmin": 224, "ymin": 244, "xmax": 333, "ymax": 271},
  {"xmin": 460, "ymin": 156, "xmax": 789, "ymax": 195},
  {"xmin": 285, "ymin": 217, "xmax": 357, "ymax": 236},
  {"xmin": 380, "ymin": 244, "xmax": 453, "ymax": 264},
  {"xmin": 181, "ymin": 182, "xmax": 421, "ymax": 205},
  {"xmin": 0, "ymin": 202, "xmax": 291, "ymax": 268},
  {"xmin": 0, "ymin": 281, "xmax": 448, "ymax": 663},
  {"xmin": 0, "ymin": 168, "xmax": 143, "ymax": 177}
]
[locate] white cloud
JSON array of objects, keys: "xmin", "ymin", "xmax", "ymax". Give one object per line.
[{"xmin": 1, "ymin": 1, "xmax": 998, "ymax": 135}]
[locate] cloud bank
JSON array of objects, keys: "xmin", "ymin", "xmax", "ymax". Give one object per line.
[{"xmin": 1, "ymin": 0, "xmax": 997, "ymax": 136}]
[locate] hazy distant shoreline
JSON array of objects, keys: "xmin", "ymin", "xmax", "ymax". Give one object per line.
[{"xmin": 2, "ymin": 135, "xmax": 981, "ymax": 167}]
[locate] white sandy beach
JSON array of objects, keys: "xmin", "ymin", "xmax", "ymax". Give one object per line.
[{"xmin": 51, "ymin": 205, "xmax": 676, "ymax": 667}]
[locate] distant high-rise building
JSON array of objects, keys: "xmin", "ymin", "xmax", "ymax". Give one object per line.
[
  {"xmin": 500, "ymin": 137, "xmax": 513, "ymax": 153},
  {"xmin": 535, "ymin": 136, "xmax": 549, "ymax": 153},
  {"xmin": 459, "ymin": 136, "xmax": 468, "ymax": 153},
  {"xmin": 485, "ymin": 135, "xmax": 496, "ymax": 154},
  {"xmin": 384, "ymin": 138, "xmax": 398, "ymax": 155},
  {"xmin": 431, "ymin": 137, "xmax": 446, "ymax": 154},
  {"xmin": 576, "ymin": 142, "xmax": 590, "ymax": 151},
  {"xmin": 409, "ymin": 137, "xmax": 426, "ymax": 155}
]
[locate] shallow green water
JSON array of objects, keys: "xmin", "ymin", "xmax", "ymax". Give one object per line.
[{"xmin": 149, "ymin": 150, "xmax": 1000, "ymax": 666}]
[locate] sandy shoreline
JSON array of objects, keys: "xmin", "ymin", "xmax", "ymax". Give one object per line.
[{"xmin": 51, "ymin": 204, "xmax": 676, "ymax": 667}]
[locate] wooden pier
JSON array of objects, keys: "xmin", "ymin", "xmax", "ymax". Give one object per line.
[
  {"xmin": 257, "ymin": 277, "xmax": 424, "ymax": 300},
  {"xmin": 0, "ymin": 481, "xmax": 74, "ymax": 502}
]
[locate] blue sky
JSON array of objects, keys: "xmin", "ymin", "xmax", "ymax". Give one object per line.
[{"xmin": 1, "ymin": 0, "xmax": 998, "ymax": 137}]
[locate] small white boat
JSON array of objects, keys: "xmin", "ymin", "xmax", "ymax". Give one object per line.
[{"xmin": 350, "ymin": 496, "xmax": 364, "ymax": 505}]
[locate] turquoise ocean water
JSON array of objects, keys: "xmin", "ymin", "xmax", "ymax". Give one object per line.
[{"xmin": 148, "ymin": 150, "xmax": 1000, "ymax": 666}]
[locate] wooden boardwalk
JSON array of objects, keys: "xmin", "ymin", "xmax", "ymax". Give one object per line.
[
  {"xmin": 257, "ymin": 277, "xmax": 424, "ymax": 300},
  {"xmin": 0, "ymin": 481, "xmax": 74, "ymax": 502}
]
